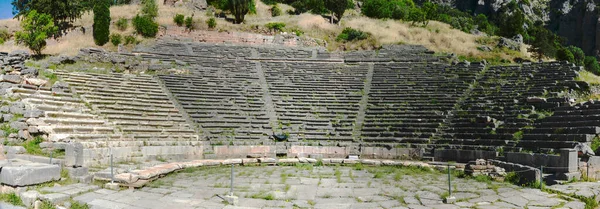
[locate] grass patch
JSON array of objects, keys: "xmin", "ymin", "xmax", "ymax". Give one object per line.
[
  {"xmin": 0, "ymin": 193, "xmax": 23, "ymax": 206},
  {"xmin": 23, "ymin": 136, "xmax": 44, "ymax": 155},
  {"xmin": 249, "ymin": 191, "xmax": 275, "ymax": 200},
  {"xmin": 39, "ymin": 200, "xmax": 56, "ymax": 209},
  {"xmin": 70, "ymin": 200, "xmax": 90, "ymax": 209}
]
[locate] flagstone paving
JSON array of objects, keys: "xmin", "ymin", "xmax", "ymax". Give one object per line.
[{"xmin": 65, "ymin": 165, "xmax": 586, "ymax": 209}]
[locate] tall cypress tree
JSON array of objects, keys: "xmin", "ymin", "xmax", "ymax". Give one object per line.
[{"xmin": 93, "ymin": 0, "xmax": 110, "ymax": 46}]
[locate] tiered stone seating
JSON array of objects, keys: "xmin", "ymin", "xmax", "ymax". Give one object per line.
[
  {"xmin": 438, "ymin": 62, "xmax": 582, "ymax": 152},
  {"xmin": 158, "ymin": 59, "xmax": 272, "ymax": 142},
  {"xmin": 344, "ymin": 45, "xmax": 439, "ymax": 62},
  {"xmin": 55, "ymin": 71, "xmax": 198, "ymax": 145},
  {"xmin": 361, "ymin": 63, "xmax": 481, "ymax": 145},
  {"xmin": 263, "ymin": 62, "xmax": 369, "ymax": 141},
  {"xmin": 11, "ymin": 86, "xmax": 118, "ymax": 142}
]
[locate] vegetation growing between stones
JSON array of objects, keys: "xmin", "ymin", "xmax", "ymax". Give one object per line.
[{"xmin": 0, "ymin": 192, "xmax": 23, "ymax": 206}]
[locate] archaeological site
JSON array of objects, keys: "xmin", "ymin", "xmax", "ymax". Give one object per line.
[{"xmin": 2, "ymin": 0, "xmax": 600, "ymax": 208}]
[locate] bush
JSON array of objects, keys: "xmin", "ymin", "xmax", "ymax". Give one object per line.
[
  {"xmin": 585, "ymin": 56, "xmax": 600, "ymax": 75},
  {"xmin": 141, "ymin": 0, "xmax": 158, "ymax": 18},
  {"xmin": 184, "ymin": 16, "xmax": 194, "ymax": 30},
  {"xmin": 115, "ymin": 17, "xmax": 128, "ymax": 31},
  {"xmin": 133, "ymin": 14, "xmax": 159, "ymax": 37},
  {"xmin": 336, "ymin": 27, "xmax": 369, "ymax": 42},
  {"xmin": 173, "ymin": 14, "xmax": 185, "ymax": 26},
  {"xmin": 566, "ymin": 45, "xmax": 585, "ymax": 66},
  {"xmin": 265, "ymin": 22, "xmax": 286, "ymax": 33},
  {"xmin": 207, "ymin": 18, "xmax": 217, "ymax": 29},
  {"xmin": 110, "ymin": 33, "xmax": 122, "ymax": 46},
  {"xmin": 408, "ymin": 7, "xmax": 427, "ymax": 26},
  {"xmin": 362, "ymin": 0, "xmax": 415, "ymax": 20},
  {"xmin": 291, "ymin": 0, "xmax": 327, "ymax": 14},
  {"xmin": 556, "ymin": 48, "xmax": 575, "ymax": 63},
  {"xmin": 0, "ymin": 29, "xmax": 10, "ymax": 44},
  {"xmin": 124, "ymin": 35, "xmax": 137, "ymax": 45},
  {"xmin": 15, "ymin": 10, "xmax": 58, "ymax": 55},
  {"xmin": 271, "ymin": 5, "xmax": 282, "ymax": 17},
  {"xmin": 93, "ymin": 0, "xmax": 111, "ymax": 46}
]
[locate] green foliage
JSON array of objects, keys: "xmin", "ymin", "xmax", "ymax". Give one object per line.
[
  {"xmin": 408, "ymin": 8, "xmax": 427, "ymax": 26},
  {"xmin": 124, "ymin": 35, "xmax": 137, "ymax": 45},
  {"xmin": 93, "ymin": 0, "xmax": 111, "ymax": 46},
  {"xmin": 229, "ymin": 0, "xmax": 251, "ymax": 24},
  {"xmin": 497, "ymin": 10, "xmax": 525, "ymax": 38},
  {"xmin": 591, "ymin": 137, "xmax": 600, "ymax": 152},
  {"xmin": 290, "ymin": 0, "xmax": 327, "ymax": 14},
  {"xmin": 11, "ymin": 0, "xmax": 87, "ymax": 27},
  {"xmin": 361, "ymin": 0, "xmax": 415, "ymax": 20},
  {"xmin": 110, "ymin": 33, "xmax": 122, "ymax": 46},
  {"xmin": 115, "ymin": 17, "xmax": 128, "ymax": 31},
  {"xmin": 324, "ymin": 0, "xmax": 352, "ymax": 23},
  {"xmin": 512, "ymin": 130, "xmax": 523, "ymax": 141},
  {"xmin": 528, "ymin": 22, "xmax": 559, "ymax": 60},
  {"xmin": 70, "ymin": 201, "xmax": 90, "ymax": 209},
  {"xmin": 23, "ymin": 136, "xmax": 44, "ymax": 155},
  {"xmin": 557, "ymin": 47, "xmax": 575, "ymax": 63},
  {"xmin": 336, "ymin": 27, "xmax": 369, "ymax": 42},
  {"xmin": 584, "ymin": 56, "xmax": 600, "ymax": 75},
  {"xmin": 261, "ymin": 0, "xmax": 279, "ymax": 5},
  {"xmin": 141, "ymin": 0, "xmax": 159, "ymax": 19},
  {"xmin": 0, "ymin": 193, "xmax": 23, "ymax": 206},
  {"xmin": 14, "ymin": 10, "xmax": 58, "ymax": 55},
  {"xmin": 207, "ymin": 18, "xmax": 217, "ymax": 29},
  {"xmin": 271, "ymin": 5, "xmax": 282, "ymax": 17},
  {"xmin": 0, "ymin": 29, "xmax": 10, "ymax": 45},
  {"xmin": 474, "ymin": 14, "xmax": 496, "ymax": 35},
  {"xmin": 421, "ymin": 2, "xmax": 438, "ymax": 20},
  {"xmin": 39, "ymin": 200, "xmax": 56, "ymax": 209},
  {"xmin": 174, "ymin": 14, "xmax": 185, "ymax": 26},
  {"xmin": 265, "ymin": 22, "xmax": 286, "ymax": 33},
  {"xmin": 133, "ymin": 14, "xmax": 159, "ymax": 37},
  {"xmin": 185, "ymin": 16, "xmax": 195, "ymax": 30},
  {"xmin": 504, "ymin": 172, "xmax": 520, "ymax": 184},
  {"xmin": 566, "ymin": 45, "xmax": 585, "ymax": 66}
]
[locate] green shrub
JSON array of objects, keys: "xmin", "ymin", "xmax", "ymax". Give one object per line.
[
  {"xmin": 408, "ymin": 7, "xmax": 427, "ymax": 26},
  {"xmin": 0, "ymin": 29, "xmax": 10, "ymax": 45},
  {"xmin": 566, "ymin": 45, "xmax": 585, "ymax": 66},
  {"xmin": 15, "ymin": 10, "xmax": 58, "ymax": 55},
  {"xmin": 361, "ymin": 0, "xmax": 415, "ymax": 20},
  {"xmin": 556, "ymin": 47, "xmax": 575, "ymax": 63},
  {"xmin": 585, "ymin": 56, "xmax": 600, "ymax": 75},
  {"xmin": 23, "ymin": 136, "xmax": 44, "ymax": 156},
  {"xmin": 124, "ymin": 35, "xmax": 137, "ymax": 45},
  {"xmin": 93, "ymin": 0, "xmax": 111, "ymax": 46},
  {"xmin": 504, "ymin": 172, "xmax": 520, "ymax": 184},
  {"xmin": 173, "ymin": 14, "xmax": 185, "ymax": 26},
  {"xmin": 290, "ymin": 0, "xmax": 327, "ymax": 14},
  {"xmin": 184, "ymin": 16, "xmax": 194, "ymax": 30},
  {"xmin": 110, "ymin": 33, "xmax": 122, "ymax": 46},
  {"xmin": 133, "ymin": 14, "xmax": 159, "ymax": 37},
  {"xmin": 512, "ymin": 130, "xmax": 523, "ymax": 141},
  {"xmin": 115, "ymin": 17, "xmax": 128, "ymax": 31},
  {"xmin": 336, "ymin": 27, "xmax": 369, "ymax": 42},
  {"xmin": 207, "ymin": 18, "xmax": 217, "ymax": 29},
  {"xmin": 265, "ymin": 22, "xmax": 286, "ymax": 33},
  {"xmin": 141, "ymin": 0, "xmax": 158, "ymax": 18},
  {"xmin": 271, "ymin": 5, "xmax": 281, "ymax": 17}
]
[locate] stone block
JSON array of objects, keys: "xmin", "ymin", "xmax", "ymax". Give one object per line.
[
  {"xmin": 40, "ymin": 193, "xmax": 69, "ymax": 204},
  {"xmin": 65, "ymin": 142, "xmax": 84, "ymax": 167},
  {"xmin": 66, "ymin": 167, "xmax": 89, "ymax": 177},
  {"xmin": 20, "ymin": 190, "xmax": 39, "ymax": 207},
  {"xmin": 105, "ymin": 182, "xmax": 120, "ymax": 190},
  {"xmin": 560, "ymin": 149, "xmax": 578, "ymax": 173},
  {"xmin": 75, "ymin": 175, "xmax": 93, "ymax": 184},
  {"xmin": 0, "ymin": 75, "xmax": 22, "ymax": 84},
  {"xmin": 223, "ymin": 195, "xmax": 238, "ymax": 206},
  {"xmin": 6, "ymin": 146, "xmax": 25, "ymax": 154},
  {"xmin": 0, "ymin": 163, "xmax": 60, "ymax": 186},
  {"xmin": 9, "ymin": 121, "xmax": 27, "ymax": 130},
  {"xmin": 444, "ymin": 196, "xmax": 456, "ymax": 204}
]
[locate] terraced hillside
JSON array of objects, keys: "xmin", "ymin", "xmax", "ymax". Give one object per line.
[{"xmin": 44, "ymin": 41, "xmax": 590, "ymax": 163}]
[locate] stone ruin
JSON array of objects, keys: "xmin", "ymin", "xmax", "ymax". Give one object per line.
[{"xmin": 0, "ymin": 41, "xmax": 598, "ymax": 195}]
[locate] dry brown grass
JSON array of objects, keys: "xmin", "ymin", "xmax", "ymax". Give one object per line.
[{"xmin": 0, "ymin": 0, "xmax": 529, "ymax": 61}]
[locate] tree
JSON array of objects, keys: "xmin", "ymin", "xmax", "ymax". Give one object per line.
[
  {"xmin": 361, "ymin": 0, "xmax": 414, "ymax": 20},
  {"xmin": 528, "ymin": 23, "xmax": 557, "ymax": 60},
  {"xmin": 408, "ymin": 8, "xmax": 427, "ymax": 26},
  {"xmin": 566, "ymin": 46, "xmax": 585, "ymax": 66},
  {"xmin": 228, "ymin": 0, "xmax": 251, "ymax": 24},
  {"xmin": 421, "ymin": 1, "xmax": 438, "ymax": 20},
  {"xmin": 141, "ymin": 0, "xmax": 158, "ymax": 18},
  {"xmin": 93, "ymin": 0, "xmax": 111, "ymax": 46},
  {"xmin": 584, "ymin": 56, "xmax": 600, "ymax": 75},
  {"xmin": 324, "ymin": 0, "xmax": 351, "ymax": 24},
  {"xmin": 133, "ymin": 14, "xmax": 159, "ymax": 37},
  {"xmin": 556, "ymin": 48, "xmax": 575, "ymax": 63},
  {"xmin": 12, "ymin": 0, "xmax": 86, "ymax": 28},
  {"xmin": 497, "ymin": 10, "xmax": 525, "ymax": 38},
  {"xmin": 14, "ymin": 10, "xmax": 58, "ymax": 55}
]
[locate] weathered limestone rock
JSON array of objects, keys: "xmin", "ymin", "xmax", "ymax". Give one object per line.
[
  {"xmin": 65, "ymin": 142, "xmax": 84, "ymax": 167},
  {"xmin": 0, "ymin": 163, "xmax": 61, "ymax": 186},
  {"xmin": 0, "ymin": 75, "xmax": 22, "ymax": 84},
  {"xmin": 20, "ymin": 190, "xmax": 40, "ymax": 207}
]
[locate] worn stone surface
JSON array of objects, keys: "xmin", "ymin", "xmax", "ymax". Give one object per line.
[{"xmin": 0, "ymin": 162, "xmax": 61, "ymax": 186}]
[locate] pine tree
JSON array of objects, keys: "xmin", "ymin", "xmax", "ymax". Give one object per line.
[{"xmin": 93, "ymin": 0, "xmax": 111, "ymax": 46}]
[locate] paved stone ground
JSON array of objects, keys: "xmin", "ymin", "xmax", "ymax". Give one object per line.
[
  {"xmin": 547, "ymin": 181, "xmax": 600, "ymax": 202},
  {"xmin": 66, "ymin": 165, "xmax": 585, "ymax": 209}
]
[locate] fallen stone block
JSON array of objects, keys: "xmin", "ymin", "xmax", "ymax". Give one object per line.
[
  {"xmin": 278, "ymin": 158, "xmax": 299, "ymax": 164},
  {"xmin": 114, "ymin": 173, "xmax": 139, "ymax": 184},
  {"xmin": 20, "ymin": 190, "xmax": 39, "ymax": 208},
  {"xmin": 66, "ymin": 167, "xmax": 89, "ymax": 178},
  {"xmin": 0, "ymin": 163, "xmax": 60, "ymax": 186},
  {"xmin": 39, "ymin": 193, "xmax": 69, "ymax": 204},
  {"xmin": 0, "ymin": 75, "xmax": 22, "ymax": 84},
  {"xmin": 223, "ymin": 159, "xmax": 242, "ymax": 165}
]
